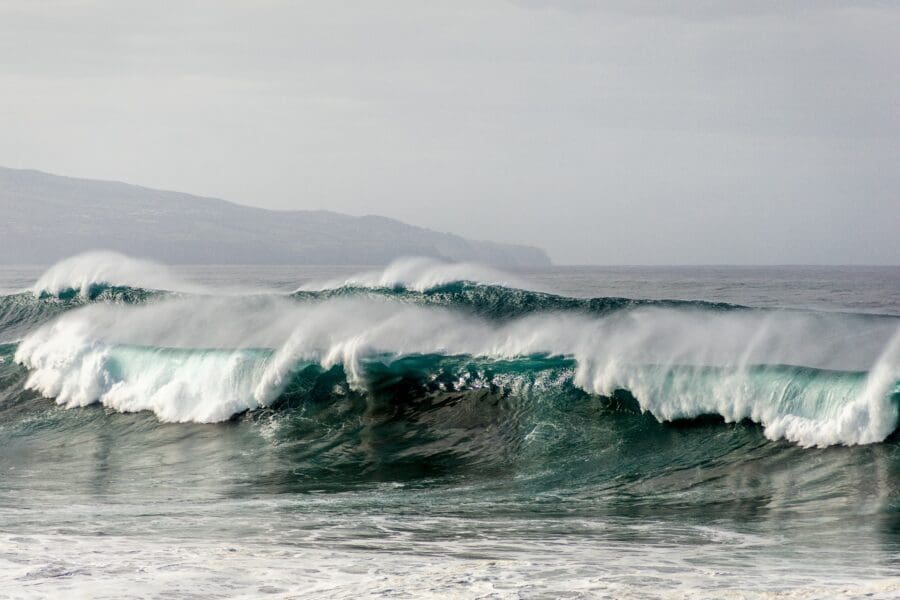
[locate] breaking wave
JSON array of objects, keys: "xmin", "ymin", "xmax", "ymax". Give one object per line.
[
  {"xmin": 32, "ymin": 250, "xmax": 197, "ymax": 298},
  {"xmin": 7, "ymin": 271, "xmax": 899, "ymax": 447}
]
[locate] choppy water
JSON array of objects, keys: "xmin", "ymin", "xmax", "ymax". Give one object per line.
[{"xmin": 0, "ymin": 254, "xmax": 898, "ymax": 599}]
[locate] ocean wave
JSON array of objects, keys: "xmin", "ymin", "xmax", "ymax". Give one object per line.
[
  {"xmin": 12, "ymin": 294, "xmax": 900, "ymax": 446},
  {"xmin": 31, "ymin": 254, "xmax": 527, "ymax": 298},
  {"xmin": 293, "ymin": 282, "xmax": 745, "ymax": 320},
  {"xmin": 31, "ymin": 251, "xmax": 201, "ymax": 298},
  {"xmin": 1, "ymin": 253, "xmax": 752, "ymax": 342},
  {"xmin": 0, "ymin": 286, "xmax": 164, "ymax": 344},
  {"xmin": 296, "ymin": 257, "xmax": 526, "ymax": 292}
]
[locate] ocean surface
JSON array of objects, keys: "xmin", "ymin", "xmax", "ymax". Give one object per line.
[{"xmin": 0, "ymin": 254, "xmax": 898, "ymax": 599}]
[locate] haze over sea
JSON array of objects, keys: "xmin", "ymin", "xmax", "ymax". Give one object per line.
[{"xmin": 1, "ymin": 256, "xmax": 898, "ymax": 599}]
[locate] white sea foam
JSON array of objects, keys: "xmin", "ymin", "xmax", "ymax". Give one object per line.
[
  {"xmin": 3, "ymin": 527, "xmax": 898, "ymax": 600},
  {"xmin": 14, "ymin": 293, "xmax": 900, "ymax": 445}
]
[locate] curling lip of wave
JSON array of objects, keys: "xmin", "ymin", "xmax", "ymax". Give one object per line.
[{"xmin": 12, "ymin": 293, "xmax": 900, "ymax": 447}]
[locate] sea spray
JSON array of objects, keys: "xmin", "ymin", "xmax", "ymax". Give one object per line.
[{"xmin": 31, "ymin": 251, "xmax": 196, "ymax": 298}]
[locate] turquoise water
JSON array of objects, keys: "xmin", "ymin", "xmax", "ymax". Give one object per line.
[{"xmin": 0, "ymin": 257, "xmax": 898, "ymax": 598}]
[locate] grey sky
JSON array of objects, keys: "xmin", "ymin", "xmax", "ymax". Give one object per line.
[{"xmin": 1, "ymin": 0, "xmax": 898, "ymax": 264}]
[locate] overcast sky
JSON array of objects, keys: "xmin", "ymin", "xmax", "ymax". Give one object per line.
[{"xmin": 1, "ymin": 0, "xmax": 898, "ymax": 264}]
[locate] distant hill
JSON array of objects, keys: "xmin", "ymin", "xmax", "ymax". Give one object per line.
[{"xmin": 0, "ymin": 167, "xmax": 550, "ymax": 266}]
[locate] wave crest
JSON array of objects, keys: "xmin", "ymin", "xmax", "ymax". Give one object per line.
[
  {"xmin": 32, "ymin": 251, "xmax": 198, "ymax": 298},
  {"xmin": 297, "ymin": 257, "xmax": 526, "ymax": 292}
]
